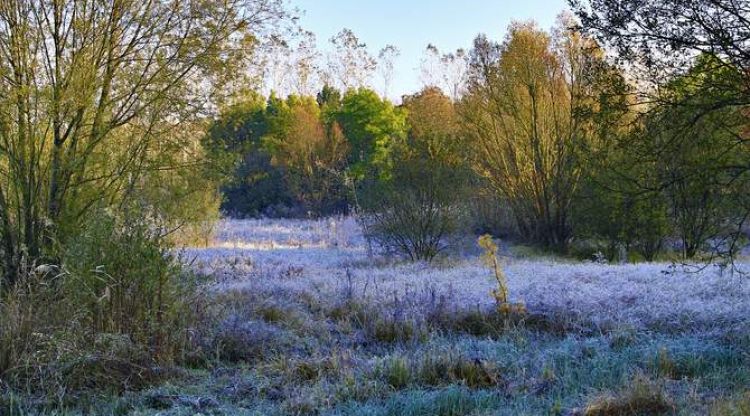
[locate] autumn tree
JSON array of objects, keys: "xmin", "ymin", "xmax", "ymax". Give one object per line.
[
  {"xmin": 263, "ymin": 96, "xmax": 349, "ymax": 215},
  {"xmin": 359, "ymin": 87, "xmax": 470, "ymax": 260},
  {"xmin": 461, "ymin": 19, "xmax": 627, "ymax": 252}
]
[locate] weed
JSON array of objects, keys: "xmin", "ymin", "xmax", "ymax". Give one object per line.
[{"xmin": 479, "ymin": 235, "xmax": 526, "ymax": 323}]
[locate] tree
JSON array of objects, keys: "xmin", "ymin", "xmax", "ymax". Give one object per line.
[
  {"xmin": 572, "ymin": 0, "xmax": 750, "ymax": 259},
  {"xmin": 377, "ymin": 45, "xmax": 400, "ymax": 99},
  {"xmin": 325, "ymin": 29, "xmax": 377, "ymax": 91},
  {"xmin": 0, "ymin": 0, "xmax": 286, "ymax": 285},
  {"xmin": 359, "ymin": 88, "xmax": 470, "ymax": 261},
  {"xmin": 253, "ymin": 29, "xmax": 322, "ymax": 97},
  {"xmin": 461, "ymin": 19, "xmax": 627, "ymax": 252},
  {"xmin": 570, "ymin": 0, "xmax": 750, "ymax": 98},
  {"xmin": 334, "ymin": 88, "xmax": 407, "ymax": 179},
  {"xmin": 574, "ymin": 130, "xmax": 670, "ymax": 262},
  {"xmin": 419, "ymin": 44, "xmax": 470, "ymax": 100},
  {"xmin": 263, "ymin": 96, "xmax": 349, "ymax": 215},
  {"xmin": 204, "ymin": 94, "xmax": 296, "ymax": 217},
  {"xmin": 644, "ymin": 57, "xmax": 749, "ymax": 259}
]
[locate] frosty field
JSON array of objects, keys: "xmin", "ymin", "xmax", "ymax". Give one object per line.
[{"xmin": 128, "ymin": 218, "xmax": 750, "ymax": 415}]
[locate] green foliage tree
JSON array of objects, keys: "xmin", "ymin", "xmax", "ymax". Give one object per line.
[
  {"xmin": 207, "ymin": 89, "xmax": 353, "ymax": 218},
  {"xmin": 359, "ymin": 88, "xmax": 470, "ymax": 261},
  {"xmin": 644, "ymin": 57, "xmax": 749, "ymax": 259},
  {"xmin": 572, "ymin": 0, "xmax": 750, "ymax": 260},
  {"xmin": 263, "ymin": 95, "xmax": 349, "ymax": 215},
  {"xmin": 575, "ymin": 55, "xmax": 749, "ymax": 261},
  {"xmin": 334, "ymin": 88, "xmax": 408, "ymax": 180},
  {"xmin": 204, "ymin": 94, "xmax": 295, "ymax": 217},
  {"xmin": 575, "ymin": 137, "xmax": 670, "ymax": 262},
  {"xmin": 0, "ymin": 0, "xmax": 284, "ymax": 285}
]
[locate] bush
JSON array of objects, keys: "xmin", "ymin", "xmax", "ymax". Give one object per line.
[
  {"xmin": 357, "ymin": 87, "xmax": 471, "ymax": 262},
  {"xmin": 0, "ymin": 209, "xmax": 205, "ymax": 405},
  {"xmin": 358, "ymin": 159, "xmax": 468, "ymax": 261},
  {"xmin": 61, "ymin": 210, "xmax": 200, "ymax": 363}
]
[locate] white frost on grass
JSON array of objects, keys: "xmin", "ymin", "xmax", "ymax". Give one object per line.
[
  {"xmin": 185, "ymin": 218, "xmax": 750, "ymax": 336},
  {"xmin": 211, "ymin": 217, "xmax": 363, "ymax": 250}
]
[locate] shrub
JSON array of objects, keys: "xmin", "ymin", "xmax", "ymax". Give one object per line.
[
  {"xmin": 0, "ymin": 209, "xmax": 205, "ymax": 405},
  {"xmin": 357, "ymin": 87, "xmax": 470, "ymax": 262},
  {"xmin": 60, "ymin": 210, "xmax": 200, "ymax": 363},
  {"xmin": 358, "ymin": 159, "xmax": 467, "ymax": 261}
]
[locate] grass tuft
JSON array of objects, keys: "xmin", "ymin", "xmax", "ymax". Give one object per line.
[{"xmin": 582, "ymin": 374, "xmax": 674, "ymax": 416}]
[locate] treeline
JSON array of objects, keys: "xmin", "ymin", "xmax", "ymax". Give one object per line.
[
  {"xmin": 210, "ymin": 15, "xmax": 750, "ymax": 262},
  {"xmin": 205, "ymin": 87, "xmax": 402, "ymax": 217}
]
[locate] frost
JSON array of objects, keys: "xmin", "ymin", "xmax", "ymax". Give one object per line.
[{"xmin": 185, "ymin": 218, "xmax": 750, "ymax": 336}]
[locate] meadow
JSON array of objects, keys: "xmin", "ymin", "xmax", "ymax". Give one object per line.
[
  {"xmin": 96, "ymin": 218, "xmax": 750, "ymax": 415},
  {"xmin": 0, "ymin": 1, "xmax": 748, "ymax": 415}
]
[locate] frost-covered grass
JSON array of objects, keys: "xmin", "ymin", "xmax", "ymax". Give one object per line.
[
  {"xmin": 187, "ymin": 218, "xmax": 750, "ymax": 337},
  {"xmin": 40, "ymin": 218, "xmax": 750, "ymax": 415}
]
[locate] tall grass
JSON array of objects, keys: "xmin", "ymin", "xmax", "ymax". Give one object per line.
[{"xmin": 0, "ymin": 210, "xmax": 207, "ymax": 408}]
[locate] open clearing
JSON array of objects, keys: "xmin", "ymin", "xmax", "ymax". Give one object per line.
[{"xmin": 121, "ymin": 218, "xmax": 749, "ymax": 415}]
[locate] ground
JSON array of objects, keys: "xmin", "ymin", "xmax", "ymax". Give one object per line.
[{"xmin": 104, "ymin": 219, "xmax": 749, "ymax": 415}]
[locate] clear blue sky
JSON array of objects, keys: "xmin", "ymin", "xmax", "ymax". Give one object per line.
[{"xmin": 290, "ymin": 0, "xmax": 570, "ymax": 99}]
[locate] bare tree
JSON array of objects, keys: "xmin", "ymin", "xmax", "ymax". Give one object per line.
[
  {"xmin": 291, "ymin": 30, "xmax": 322, "ymax": 96},
  {"xmin": 419, "ymin": 44, "xmax": 443, "ymax": 90},
  {"xmin": 419, "ymin": 44, "xmax": 469, "ymax": 100},
  {"xmin": 325, "ymin": 28, "xmax": 376, "ymax": 91},
  {"xmin": 377, "ymin": 45, "xmax": 400, "ymax": 99}
]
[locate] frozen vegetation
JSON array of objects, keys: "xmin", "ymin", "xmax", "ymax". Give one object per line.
[
  {"xmin": 189, "ymin": 218, "xmax": 749, "ymax": 338},
  {"xmin": 112, "ymin": 217, "xmax": 749, "ymax": 416}
]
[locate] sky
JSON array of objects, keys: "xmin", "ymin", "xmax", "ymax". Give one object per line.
[{"xmin": 289, "ymin": 0, "xmax": 570, "ymax": 99}]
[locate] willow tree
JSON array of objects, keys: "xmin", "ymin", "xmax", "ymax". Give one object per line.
[
  {"xmin": 0, "ymin": 0, "xmax": 285, "ymax": 285},
  {"xmin": 461, "ymin": 18, "xmax": 627, "ymax": 251}
]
